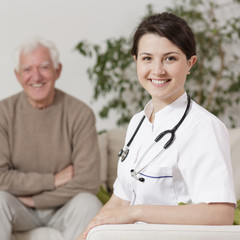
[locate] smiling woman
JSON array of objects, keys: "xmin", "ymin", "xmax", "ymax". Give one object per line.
[
  {"xmin": 14, "ymin": 39, "xmax": 62, "ymax": 109},
  {"xmin": 76, "ymin": 12, "xmax": 236, "ymax": 240},
  {"xmin": 134, "ymin": 34, "xmax": 197, "ymax": 115}
]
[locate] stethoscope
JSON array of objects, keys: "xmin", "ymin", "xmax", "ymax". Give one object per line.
[{"xmin": 118, "ymin": 94, "xmax": 191, "ymax": 182}]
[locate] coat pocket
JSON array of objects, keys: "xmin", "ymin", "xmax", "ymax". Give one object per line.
[{"xmin": 134, "ymin": 167, "xmax": 177, "ymax": 205}]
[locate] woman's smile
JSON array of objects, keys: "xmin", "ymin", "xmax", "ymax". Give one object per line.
[{"xmin": 150, "ymin": 78, "xmax": 171, "ymax": 86}]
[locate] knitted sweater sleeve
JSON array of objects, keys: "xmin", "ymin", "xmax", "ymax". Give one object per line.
[
  {"xmin": 0, "ymin": 97, "xmax": 55, "ymax": 195},
  {"xmin": 32, "ymin": 104, "xmax": 100, "ymax": 209}
]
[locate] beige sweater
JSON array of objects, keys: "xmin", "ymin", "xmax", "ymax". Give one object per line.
[{"xmin": 0, "ymin": 89, "xmax": 100, "ymax": 209}]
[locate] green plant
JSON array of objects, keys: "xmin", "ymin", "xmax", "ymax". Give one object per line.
[
  {"xmin": 168, "ymin": 0, "xmax": 240, "ymax": 127},
  {"xmin": 76, "ymin": 0, "xmax": 240, "ymax": 127}
]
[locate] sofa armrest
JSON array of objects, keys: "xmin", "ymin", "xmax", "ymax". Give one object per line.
[{"xmin": 87, "ymin": 224, "xmax": 240, "ymax": 240}]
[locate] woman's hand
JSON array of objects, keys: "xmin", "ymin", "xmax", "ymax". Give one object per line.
[
  {"xmin": 82, "ymin": 206, "xmax": 135, "ymax": 239},
  {"xmin": 76, "ymin": 194, "xmax": 131, "ymax": 240}
]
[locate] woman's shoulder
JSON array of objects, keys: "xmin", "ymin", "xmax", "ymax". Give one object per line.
[
  {"xmin": 190, "ymin": 100, "xmax": 226, "ymax": 127},
  {"xmin": 128, "ymin": 110, "xmax": 145, "ymax": 126},
  {"xmin": 183, "ymin": 100, "xmax": 228, "ymax": 139}
]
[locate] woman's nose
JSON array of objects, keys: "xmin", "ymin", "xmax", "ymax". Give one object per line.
[{"xmin": 152, "ymin": 61, "xmax": 166, "ymax": 75}]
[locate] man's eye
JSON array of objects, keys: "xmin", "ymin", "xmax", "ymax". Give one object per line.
[{"xmin": 40, "ymin": 66, "xmax": 49, "ymax": 70}]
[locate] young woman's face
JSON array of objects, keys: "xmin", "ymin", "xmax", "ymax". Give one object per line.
[{"xmin": 135, "ymin": 33, "xmax": 196, "ymax": 109}]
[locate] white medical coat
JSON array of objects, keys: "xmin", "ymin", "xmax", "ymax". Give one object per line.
[{"xmin": 113, "ymin": 93, "xmax": 236, "ymax": 206}]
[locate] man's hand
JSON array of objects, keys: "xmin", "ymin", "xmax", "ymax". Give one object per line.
[
  {"xmin": 18, "ymin": 196, "xmax": 35, "ymax": 208},
  {"xmin": 54, "ymin": 165, "xmax": 74, "ymax": 188}
]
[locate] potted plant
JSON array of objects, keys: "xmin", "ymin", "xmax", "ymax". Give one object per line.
[{"xmin": 76, "ymin": 0, "xmax": 240, "ymax": 128}]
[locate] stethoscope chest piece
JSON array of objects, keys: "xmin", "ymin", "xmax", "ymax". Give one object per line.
[{"xmin": 118, "ymin": 147, "xmax": 129, "ymax": 162}]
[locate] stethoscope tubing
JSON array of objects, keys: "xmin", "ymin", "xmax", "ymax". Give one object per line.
[
  {"xmin": 119, "ymin": 94, "xmax": 191, "ymax": 182},
  {"xmin": 127, "ymin": 115, "xmax": 146, "ymax": 148},
  {"xmin": 134, "ymin": 147, "xmax": 165, "ymax": 175}
]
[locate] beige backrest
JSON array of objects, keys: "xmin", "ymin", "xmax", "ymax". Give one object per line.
[
  {"xmin": 98, "ymin": 129, "xmax": 126, "ymax": 191},
  {"xmin": 229, "ymin": 127, "xmax": 240, "ymax": 200},
  {"xmin": 106, "ymin": 129, "xmax": 126, "ymax": 192}
]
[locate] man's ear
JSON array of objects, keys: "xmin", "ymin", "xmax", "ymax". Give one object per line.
[
  {"xmin": 133, "ymin": 55, "xmax": 137, "ymax": 62},
  {"xmin": 56, "ymin": 63, "xmax": 62, "ymax": 79}
]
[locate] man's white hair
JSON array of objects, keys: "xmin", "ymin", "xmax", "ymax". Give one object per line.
[{"xmin": 14, "ymin": 37, "xmax": 60, "ymax": 71}]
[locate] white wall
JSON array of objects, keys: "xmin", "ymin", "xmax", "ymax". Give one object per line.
[
  {"xmin": 0, "ymin": 0, "xmax": 171, "ymax": 131},
  {"xmin": 1, "ymin": 0, "xmax": 239, "ymax": 130}
]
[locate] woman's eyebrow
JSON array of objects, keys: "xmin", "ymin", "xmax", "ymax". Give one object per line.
[
  {"xmin": 163, "ymin": 51, "xmax": 180, "ymax": 56},
  {"xmin": 139, "ymin": 51, "xmax": 180, "ymax": 56},
  {"xmin": 139, "ymin": 52, "xmax": 152, "ymax": 56}
]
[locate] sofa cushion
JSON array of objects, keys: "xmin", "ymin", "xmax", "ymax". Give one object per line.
[{"xmin": 106, "ymin": 129, "xmax": 126, "ymax": 192}]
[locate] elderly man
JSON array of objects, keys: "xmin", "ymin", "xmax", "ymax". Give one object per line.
[{"xmin": 0, "ymin": 38, "xmax": 102, "ymax": 240}]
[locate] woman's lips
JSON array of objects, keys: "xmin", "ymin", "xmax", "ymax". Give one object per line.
[{"xmin": 150, "ymin": 78, "xmax": 171, "ymax": 86}]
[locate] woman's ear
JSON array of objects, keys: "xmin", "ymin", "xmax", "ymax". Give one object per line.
[
  {"xmin": 188, "ymin": 55, "xmax": 197, "ymax": 68},
  {"xmin": 133, "ymin": 55, "xmax": 137, "ymax": 62},
  {"xmin": 187, "ymin": 55, "xmax": 197, "ymax": 74}
]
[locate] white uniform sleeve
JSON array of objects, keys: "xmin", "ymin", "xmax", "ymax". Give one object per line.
[
  {"xmin": 113, "ymin": 178, "xmax": 131, "ymax": 201},
  {"xmin": 178, "ymin": 118, "xmax": 236, "ymax": 204}
]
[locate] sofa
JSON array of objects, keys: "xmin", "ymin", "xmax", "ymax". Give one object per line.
[{"xmin": 12, "ymin": 127, "xmax": 240, "ymax": 240}]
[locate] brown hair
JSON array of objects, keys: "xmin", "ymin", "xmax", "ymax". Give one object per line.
[{"xmin": 131, "ymin": 12, "xmax": 196, "ymax": 60}]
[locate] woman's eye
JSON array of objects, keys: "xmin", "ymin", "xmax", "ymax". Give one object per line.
[
  {"xmin": 165, "ymin": 56, "xmax": 176, "ymax": 62},
  {"xmin": 143, "ymin": 56, "xmax": 151, "ymax": 61}
]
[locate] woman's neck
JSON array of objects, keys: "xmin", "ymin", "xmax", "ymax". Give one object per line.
[
  {"xmin": 150, "ymin": 92, "xmax": 185, "ymax": 123},
  {"xmin": 149, "ymin": 99, "xmax": 167, "ymax": 123}
]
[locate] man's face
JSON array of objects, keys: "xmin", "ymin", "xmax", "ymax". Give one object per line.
[{"xmin": 15, "ymin": 46, "xmax": 61, "ymax": 109}]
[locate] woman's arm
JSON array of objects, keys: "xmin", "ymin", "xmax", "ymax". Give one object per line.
[
  {"xmin": 77, "ymin": 200, "xmax": 234, "ymax": 240},
  {"xmin": 91, "ymin": 201, "xmax": 234, "ymax": 227},
  {"xmin": 131, "ymin": 202, "xmax": 235, "ymax": 225}
]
